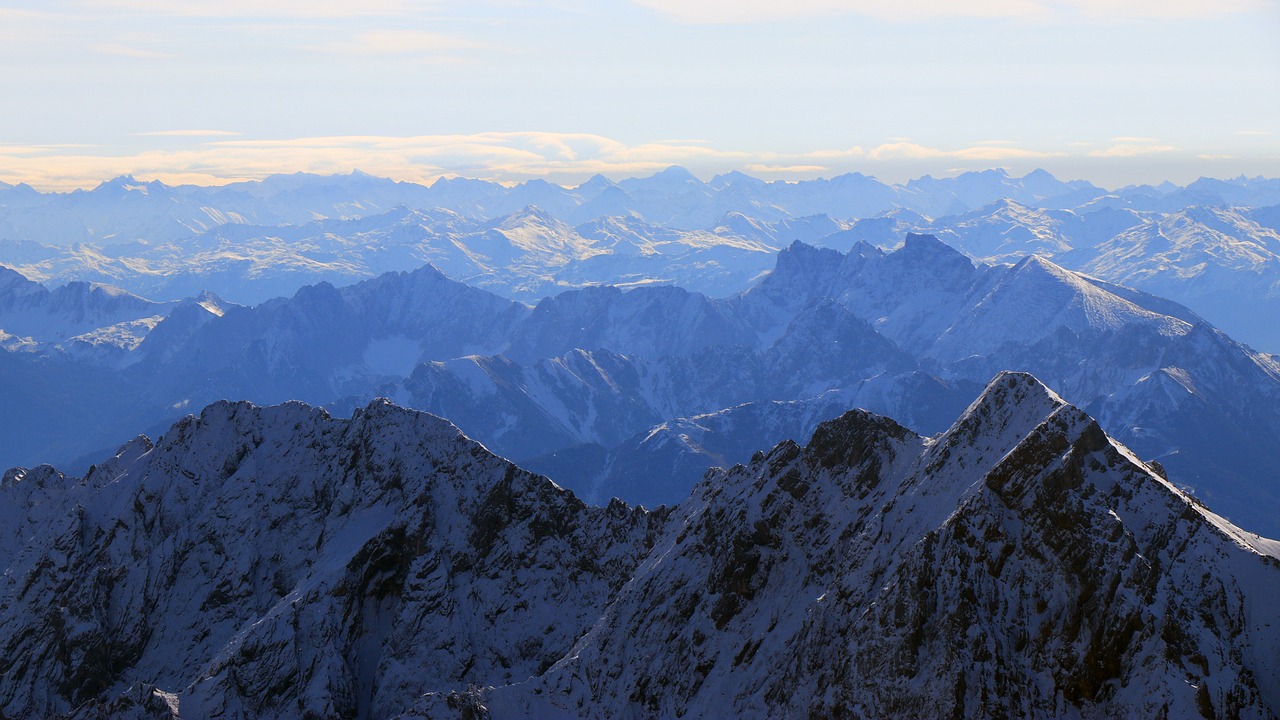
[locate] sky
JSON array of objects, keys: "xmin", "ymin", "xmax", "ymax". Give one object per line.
[{"xmin": 1, "ymin": 0, "xmax": 1278, "ymax": 190}]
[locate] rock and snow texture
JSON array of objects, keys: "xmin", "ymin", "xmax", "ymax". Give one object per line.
[
  {"xmin": 1069, "ymin": 206, "xmax": 1280, "ymax": 351},
  {"xmin": 0, "ymin": 399, "xmax": 665, "ymax": 719},
  {"xmin": 736, "ymin": 237, "xmax": 1280, "ymax": 536},
  {"xmin": 419, "ymin": 373, "xmax": 1280, "ymax": 720},
  {"xmin": 1, "ymin": 205, "xmax": 781, "ymax": 306},
  {"xmin": 4, "ymin": 375, "xmax": 1280, "ymax": 718},
  {"xmin": 0, "ymin": 266, "xmax": 179, "ymax": 347},
  {"xmin": 6, "ymin": 169, "xmax": 1280, "ymax": 344},
  {"xmin": 9, "ymin": 232, "xmax": 1280, "ymax": 535}
]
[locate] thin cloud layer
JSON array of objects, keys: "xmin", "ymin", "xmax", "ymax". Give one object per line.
[
  {"xmin": 1089, "ymin": 141, "xmax": 1178, "ymax": 158},
  {"xmin": 132, "ymin": 130, "xmax": 243, "ymax": 137},
  {"xmin": 0, "ymin": 132, "xmax": 1261, "ymax": 191},
  {"xmin": 631, "ymin": 0, "xmax": 1264, "ymax": 22},
  {"xmin": 76, "ymin": 0, "xmax": 417, "ymax": 18},
  {"xmin": 868, "ymin": 142, "xmax": 1067, "ymax": 161},
  {"xmin": 303, "ymin": 30, "xmax": 489, "ymax": 57},
  {"xmin": 88, "ymin": 43, "xmax": 172, "ymax": 58}
]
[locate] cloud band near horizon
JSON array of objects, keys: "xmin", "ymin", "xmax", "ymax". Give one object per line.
[{"xmin": 0, "ymin": 131, "xmax": 1275, "ymax": 191}]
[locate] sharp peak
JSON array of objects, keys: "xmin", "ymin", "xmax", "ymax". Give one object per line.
[
  {"xmin": 649, "ymin": 165, "xmax": 702, "ymax": 181},
  {"xmin": 710, "ymin": 169, "xmax": 762, "ymax": 183},
  {"xmin": 173, "ymin": 396, "xmax": 462, "ymax": 444},
  {"xmin": 847, "ymin": 239, "xmax": 888, "ymax": 258},
  {"xmin": 894, "ymin": 232, "xmax": 969, "ymax": 261},
  {"xmin": 504, "ymin": 204, "xmax": 557, "ymax": 218},
  {"xmin": 961, "ymin": 167, "xmax": 1012, "ymax": 178},
  {"xmin": 985, "ymin": 196, "xmax": 1032, "ymax": 210},
  {"xmin": 1009, "ymin": 252, "xmax": 1069, "ymax": 274},
  {"xmin": 903, "ymin": 231, "xmax": 945, "ymax": 245},
  {"xmin": 0, "ymin": 264, "xmax": 38, "ymax": 283},
  {"xmin": 878, "ymin": 206, "xmax": 931, "ymax": 221},
  {"xmin": 980, "ymin": 371, "xmax": 1065, "ymax": 406},
  {"xmin": 936, "ymin": 372, "xmax": 1078, "ymax": 459},
  {"xmin": 349, "ymin": 395, "xmax": 455, "ymax": 425},
  {"xmin": 777, "ymin": 239, "xmax": 843, "ymax": 262},
  {"xmin": 493, "ymin": 206, "xmax": 572, "ymax": 231},
  {"xmin": 801, "ymin": 407, "xmax": 920, "ymax": 469},
  {"xmin": 577, "ymin": 173, "xmax": 616, "ymax": 188},
  {"xmin": 95, "ymin": 174, "xmax": 166, "ymax": 189}
]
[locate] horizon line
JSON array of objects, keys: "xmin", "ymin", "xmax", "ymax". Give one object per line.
[{"xmin": 4, "ymin": 164, "xmax": 1275, "ymax": 195}]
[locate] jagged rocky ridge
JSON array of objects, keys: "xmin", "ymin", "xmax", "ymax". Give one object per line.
[
  {"xmin": 3, "ymin": 374, "xmax": 1279, "ymax": 718},
  {"xmin": 417, "ymin": 372, "xmax": 1280, "ymax": 719},
  {"xmin": 0, "ymin": 399, "xmax": 667, "ymax": 719},
  {"xmin": 9, "ymin": 232, "xmax": 1280, "ymax": 536},
  {"xmin": 8, "ymin": 169, "xmax": 1280, "ymax": 357}
]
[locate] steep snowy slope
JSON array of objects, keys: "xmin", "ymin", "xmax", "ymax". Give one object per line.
[
  {"xmin": 506, "ymin": 284, "xmax": 749, "ymax": 362},
  {"xmin": 427, "ymin": 373, "xmax": 1280, "ymax": 719},
  {"xmin": 350, "ymin": 350, "xmax": 675, "ymax": 461},
  {"xmin": 900, "ymin": 168, "xmax": 1100, "ymax": 217},
  {"xmin": 931, "ymin": 198, "xmax": 1074, "ymax": 261},
  {"xmin": 711, "ymin": 212, "xmax": 848, "ymax": 247},
  {"xmin": 0, "ymin": 171, "xmax": 441, "ymax": 247},
  {"xmin": 7, "ymin": 375, "xmax": 1279, "ymax": 718},
  {"xmin": 134, "ymin": 263, "xmax": 530, "ymax": 405},
  {"xmin": 2, "ymin": 205, "xmax": 781, "ymax": 305},
  {"xmin": 0, "ymin": 399, "xmax": 666, "ymax": 719},
  {"xmin": 333, "ymin": 305, "xmax": 913, "ymax": 472},
  {"xmin": 1071, "ymin": 206, "xmax": 1280, "ymax": 351},
  {"xmin": 9, "ymin": 232, "xmax": 1280, "ymax": 536},
  {"xmin": 540, "ymin": 372, "xmax": 975, "ymax": 509},
  {"xmin": 736, "ymin": 238, "xmax": 1280, "ymax": 535},
  {"xmin": 1, "ymin": 169, "xmax": 1273, "ymax": 255},
  {"xmin": 1, "ymin": 207, "xmax": 486, "ymax": 304},
  {"xmin": 0, "ymin": 266, "xmax": 177, "ymax": 343}
]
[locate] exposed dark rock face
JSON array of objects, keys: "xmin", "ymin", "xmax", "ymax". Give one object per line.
[
  {"xmin": 0, "ymin": 400, "xmax": 665, "ymax": 719},
  {"xmin": 3, "ymin": 374, "xmax": 1279, "ymax": 719},
  {"xmin": 413, "ymin": 373, "xmax": 1280, "ymax": 719}
]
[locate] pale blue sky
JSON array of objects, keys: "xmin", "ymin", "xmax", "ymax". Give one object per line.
[{"xmin": 1, "ymin": 0, "xmax": 1278, "ymax": 189}]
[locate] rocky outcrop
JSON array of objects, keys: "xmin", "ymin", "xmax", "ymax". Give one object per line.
[{"xmin": 0, "ymin": 400, "xmax": 665, "ymax": 719}]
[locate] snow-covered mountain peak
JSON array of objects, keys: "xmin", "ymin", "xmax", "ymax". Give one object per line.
[
  {"xmin": 8, "ymin": 372, "xmax": 1280, "ymax": 718},
  {"xmin": 927, "ymin": 371, "xmax": 1072, "ymax": 471},
  {"xmin": 896, "ymin": 231, "xmax": 970, "ymax": 264},
  {"xmin": 771, "ymin": 239, "xmax": 846, "ymax": 279},
  {"xmin": 478, "ymin": 206, "xmax": 601, "ymax": 264},
  {"xmin": 0, "ymin": 394, "xmax": 674, "ymax": 718},
  {"xmin": 187, "ymin": 290, "xmax": 231, "ymax": 317},
  {"xmin": 929, "ymin": 254, "xmax": 1190, "ymax": 360},
  {"xmin": 446, "ymin": 370, "xmax": 1280, "ymax": 719},
  {"xmin": 955, "ymin": 370, "xmax": 1065, "ymax": 425},
  {"xmin": 648, "ymin": 165, "xmax": 703, "ymax": 185},
  {"xmin": 877, "ymin": 206, "xmax": 931, "ymax": 224},
  {"xmin": 0, "ymin": 264, "xmax": 41, "ymax": 298},
  {"xmin": 491, "ymin": 204, "xmax": 560, "ymax": 229},
  {"xmin": 708, "ymin": 169, "xmax": 765, "ymax": 189},
  {"xmin": 1005, "ymin": 254, "xmax": 1186, "ymax": 335}
]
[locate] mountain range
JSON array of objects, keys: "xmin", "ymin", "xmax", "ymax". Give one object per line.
[
  {"xmin": 5, "ymin": 167, "xmax": 1280, "ymax": 718},
  {"xmin": 5, "ymin": 167, "xmax": 1278, "ymax": 248},
  {"xmin": 3, "ymin": 374, "xmax": 1277, "ymax": 718},
  {"xmin": 6, "ymin": 232, "xmax": 1280, "ymax": 537},
  {"xmin": 7, "ymin": 168, "xmax": 1280, "ymax": 353}
]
